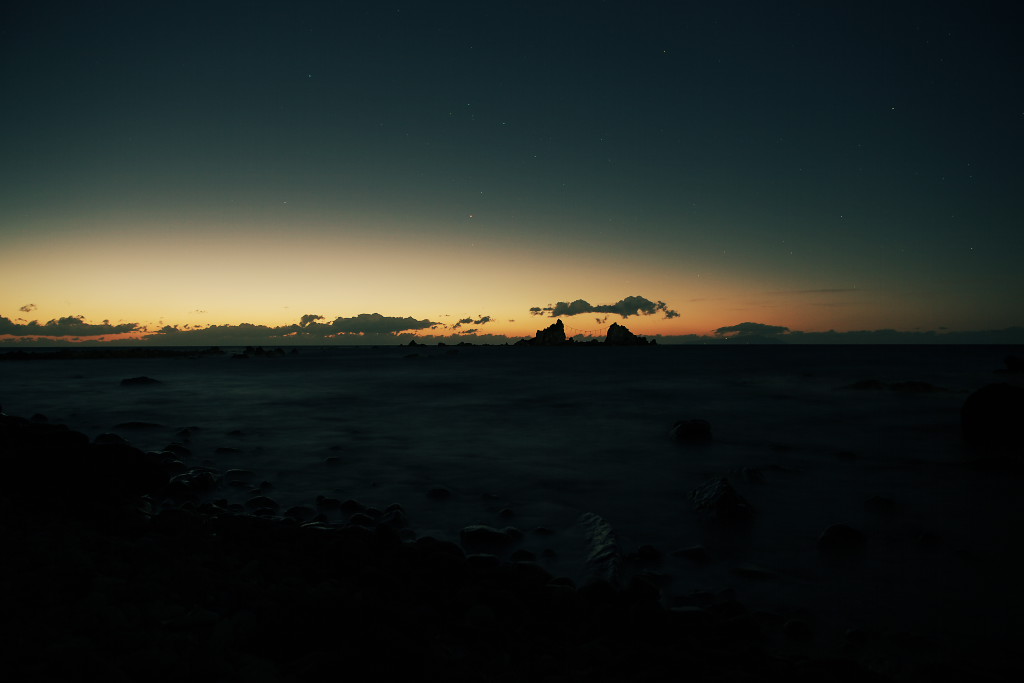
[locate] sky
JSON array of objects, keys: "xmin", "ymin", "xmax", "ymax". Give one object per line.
[{"xmin": 1, "ymin": 1, "xmax": 1021, "ymax": 344}]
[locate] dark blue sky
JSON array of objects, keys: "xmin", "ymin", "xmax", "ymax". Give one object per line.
[{"xmin": 1, "ymin": 1, "xmax": 1021, "ymax": 341}]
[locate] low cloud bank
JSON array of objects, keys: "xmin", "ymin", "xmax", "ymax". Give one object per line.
[
  {"xmin": 0, "ymin": 313, "xmax": 440, "ymax": 346},
  {"xmin": 0, "ymin": 315, "xmax": 140, "ymax": 337},
  {"xmin": 2, "ymin": 313, "xmax": 1021, "ymax": 346}
]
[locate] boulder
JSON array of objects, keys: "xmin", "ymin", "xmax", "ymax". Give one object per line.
[
  {"xmin": 817, "ymin": 523, "xmax": 866, "ymax": 557},
  {"xmin": 690, "ymin": 477, "xmax": 752, "ymax": 524},
  {"xmin": 459, "ymin": 524, "xmax": 517, "ymax": 552}
]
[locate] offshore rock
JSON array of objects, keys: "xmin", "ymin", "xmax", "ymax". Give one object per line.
[
  {"xmin": 604, "ymin": 322, "xmax": 653, "ymax": 345},
  {"xmin": 515, "ymin": 319, "xmax": 569, "ymax": 346}
]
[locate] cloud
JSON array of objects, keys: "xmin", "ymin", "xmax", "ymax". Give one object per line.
[
  {"xmin": 714, "ymin": 322, "xmax": 791, "ymax": 337},
  {"xmin": 538, "ymin": 295, "xmax": 680, "ymax": 319},
  {"xmin": 299, "ymin": 314, "xmax": 325, "ymax": 327},
  {"xmin": 0, "ymin": 315, "xmax": 140, "ymax": 337},
  {"xmin": 306, "ymin": 313, "xmax": 439, "ymax": 335},
  {"xmin": 451, "ymin": 315, "xmax": 494, "ymax": 329},
  {"xmin": 19, "ymin": 303, "xmax": 37, "ymax": 313}
]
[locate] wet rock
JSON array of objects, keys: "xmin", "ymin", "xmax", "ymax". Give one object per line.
[
  {"xmin": 669, "ymin": 606, "xmax": 714, "ymax": 631},
  {"xmin": 817, "ymin": 523, "xmax": 866, "ymax": 556},
  {"xmin": 380, "ymin": 507, "xmax": 408, "ymax": 528},
  {"xmin": 690, "ymin": 478, "xmax": 753, "ymax": 524},
  {"xmin": 630, "ymin": 544, "xmax": 663, "ymax": 567},
  {"xmin": 671, "ymin": 419, "xmax": 712, "ymax": 443},
  {"xmin": 284, "ymin": 505, "xmax": 316, "ymax": 521},
  {"xmin": 578, "ymin": 512, "xmax": 621, "ymax": 586},
  {"xmin": 783, "ymin": 618, "xmax": 814, "ymax": 641},
  {"xmin": 844, "ymin": 379, "xmax": 886, "ymax": 391},
  {"xmin": 120, "ymin": 376, "xmax": 161, "ymax": 386},
  {"xmin": 94, "ymin": 433, "xmax": 129, "ymax": 446},
  {"xmin": 246, "ymin": 495, "xmax": 279, "ymax": 511},
  {"xmin": 460, "ymin": 525, "xmax": 517, "ymax": 553},
  {"xmin": 961, "ymin": 383, "xmax": 1024, "ymax": 456},
  {"xmin": 114, "ymin": 421, "xmax": 163, "ymax": 430},
  {"xmin": 465, "ymin": 553, "xmax": 501, "ymax": 571},
  {"xmin": 732, "ymin": 564, "xmax": 775, "ymax": 579},
  {"xmin": 426, "ymin": 487, "xmax": 452, "ymax": 500},
  {"xmin": 672, "ymin": 545, "xmax": 712, "ymax": 563},
  {"xmin": 349, "ymin": 512, "xmax": 376, "ymax": 527},
  {"xmin": 315, "ymin": 495, "xmax": 342, "ymax": 510},
  {"xmin": 889, "ymin": 380, "xmax": 944, "ymax": 393},
  {"xmin": 161, "ymin": 443, "xmax": 191, "ymax": 458},
  {"xmin": 864, "ymin": 495, "xmax": 902, "ymax": 517}
]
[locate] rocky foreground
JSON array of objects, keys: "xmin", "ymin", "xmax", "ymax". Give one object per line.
[{"xmin": 0, "ymin": 408, "xmax": 982, "ymax": 683}]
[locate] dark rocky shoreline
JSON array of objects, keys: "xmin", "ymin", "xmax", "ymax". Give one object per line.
[{"xmin": 0, "ymin": 410, "xmax": 898, "ymax": 682}]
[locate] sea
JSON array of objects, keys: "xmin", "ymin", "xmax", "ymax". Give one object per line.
[{"xmin": 2, "ymin": 343, "xmax": 1021, "ymax": 661}]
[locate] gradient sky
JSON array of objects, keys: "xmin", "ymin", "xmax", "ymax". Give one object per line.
[{"xmin": 2, "ymin": 1, "xmax": 1021, "ymax": 342}]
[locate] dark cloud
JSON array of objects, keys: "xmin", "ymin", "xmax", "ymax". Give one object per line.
[
  {"xmin": 714, "ymin": 322, "xmax": 791, "ymax": 337},
  {"xmin": 19, "ymin": 303, "xmax": 37, "ymax": 313},
  {"xmin": 0, "ymin": 315, "xmax": 140, "ymax": 337},
  {"xmin": 310, "ymin": 313, "xmax": 439, "ymax": 335},
  {"xmin": 529, "ymin": 307, "xmax": 545, "ymax": 316},
  {"xmin": 451, "ymin": 315, "xmax": 494, "ymax": 329},
  {"xmin": 299, "ymin": 314, "xmax": 325, "ymax": 327},
  {"xmin": 541, "ymin": 295, "xmax": 679, "ymax": 319}
]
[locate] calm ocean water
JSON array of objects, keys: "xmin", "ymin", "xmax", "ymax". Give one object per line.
[{"xmin": 2, "ymin": 344, "xmax": 1021, "ymax": 654}]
